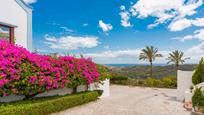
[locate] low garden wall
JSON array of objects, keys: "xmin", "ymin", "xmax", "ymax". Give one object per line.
[
  {"xmin": 0, "ymin": 79, "xmax": 110, "ymax": 102},
  {"xmin": 0, "ymin": 86, "xmax": 83, "ymax": 102},
  {"xmin": 177, "ymin": 70, "xmax": 194, "ymax": 101}
]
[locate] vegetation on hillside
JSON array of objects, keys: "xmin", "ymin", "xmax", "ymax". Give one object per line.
[
  {"xmin": 110, "ymin": 75, "xmax": 177, "ymax": 88},
  {"xmin": 109, "ymin": 64, "xmax": 196, "ymax": 79}
]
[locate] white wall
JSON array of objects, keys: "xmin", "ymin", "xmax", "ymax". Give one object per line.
[
  {"xmin": 0, "ymin": 86, "xmax": 84, "ymax": 102},
  {"xmin": 177, "ymin": 70, "xmax": 194, "ymax": 101},
  {"xmin": 0, "ymin": 0, "xmax": 32, "ymax": 51},
  {"xmin": 98, "ymin": 79, "xmax": 110, "ymax": 98},
  {"xmin": 89, "ymin": 79, "xmax": 110, "ymax": 98},
  {"xmin": 0, "ymin": 79, "xmax": 110, "ymax": 102}
]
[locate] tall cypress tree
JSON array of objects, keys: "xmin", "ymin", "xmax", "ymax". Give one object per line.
[{"xmin": 192, "ymin": 58, "xmax": 204, "ymax": 85}]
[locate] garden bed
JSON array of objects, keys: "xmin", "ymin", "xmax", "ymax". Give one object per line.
[{"xmin": 0, "ymin": 91, "xmax": 99, "ymax": 115}]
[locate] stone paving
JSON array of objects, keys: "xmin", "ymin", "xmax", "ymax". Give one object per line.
[{"xmin": 54, "ymin": 85, "xmax": 191, "ymax": 115}]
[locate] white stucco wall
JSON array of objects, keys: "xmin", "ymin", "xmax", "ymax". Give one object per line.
[
  {"xmin": 89, "ymin": 79, "xmax": 110, "ymax": 98},
  {"xmin": 0, "ymin": 86, "xmax": 85, "ymax": 102},
  {"xmin": 0, "ymin": 95, "xmax": 25, "ymax": 102},
  {"xmin": 177, "ymin": 70, "xmax": 194, "ymax": 101},
  {"xmin": 35, "ymin": 88, "xmax": 73, "ymax": 98},
  {"xmin": 98, "ymin": 79, "xmax": 110, "ymax": 98},
  {"xmin": 0, "ymin": 0, "xmax": 32, "ymax": 51},
  {"xmin": 0, "ymin": 79, "xmax": 110, "ymax": 102}
]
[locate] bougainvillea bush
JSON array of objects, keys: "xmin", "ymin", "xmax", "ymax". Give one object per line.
[{"xmin": 0, "ymin": 40, "xmax": 100, "ymax": 98}]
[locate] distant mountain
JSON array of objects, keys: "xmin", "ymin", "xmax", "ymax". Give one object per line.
[{"xmin": 108, "ymin": 64, "xmax": 196, "ymax": 79}]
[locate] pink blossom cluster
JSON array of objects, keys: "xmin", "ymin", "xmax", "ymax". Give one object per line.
[{"xmin": 0, "ymin": 40, "xmax": 100, "ymax": 97}]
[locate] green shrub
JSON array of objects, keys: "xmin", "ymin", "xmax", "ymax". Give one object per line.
[
  {"xmin": 110, "ymin": 72, "xmax": 128, "ymax": 85},
  {"xmin": 110, "ymin": 72, "xmax": 128, "ymax": 81},
  {"xmin": 192, "ymin": 58, "xmax": 204, "ymax": 85},
  {"xmin": 192, "ymin": 87, "xmax": 204, "ymax": 107},
  {"xmin": 0, "ymin": 91, "xmax": 99, "ymax": 115},
  {"xmin": 95, "ymin": 90, "xmax": 103, "ymax": 96},
  {"xmin": 145, "ymin": 77, "xmax": 164, "ymax": 88},
  {"xmin": 146, "ymin": 77, "xmax": 155, "ymax": 86},
  {"xmin": 97, "ymin": 65, "xmax": 112, "ymax": 81},
  {"xmin": 161, "ymin": 76, "xmax": 177, "ymax": 88}
]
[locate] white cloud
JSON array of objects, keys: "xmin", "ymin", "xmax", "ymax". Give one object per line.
[
  {"xmin": 186, "ymin": 42, "xmax": 204, "ymax": 61},
  {"xmin": 168, "ymin": 18, "xmax": 192, "ymax": 31},
  {"xmin": 120, "ymin": 5, "xmax": 126, "ymax": 11},
  {"xmin": 44, "ymin": 34, "xmax": 58, "ymax": 42},
  {"xmin": 104, "ymin": 45, "xmax": 110, "ymax": 49},
  {"xmin": 192, "ymin": 18, "xmax": 204, "ymax": 27},
  {"xmin": 168, "ymin": 18, "xmax": 204, "ymax": 31},
  {"xmin": 119, "ymin": 5, "xmax": 132, "ymax": 27},
  {"xmin": 147, "ymin": 23, "xmax": 160, "ymax": 29},
  {"xmin": 23, "ymin": 0, "xmax": 37, "ymax": 4},
  {"xmin": 85, "ymin": 49, "xmax": 141, "ymax": 58},
  {"xmin": 120, "ymin": 11, "xmax": 132, "ymax": 27},
  {"xmin": 194, "ymin": 29, "xmax": 204, "ymax": 41},
  {"xmin": 98, "ymin": 20, "xmax": 113, "ymax": 32},
  {"xmin": 82, "ymin": 23, "xmax": 89, "ymax": 27},
  {"xmin": 130, "ymin": 0, "xmax": 203, "ymax": 29},
  {"xmin": 46, "ymin": 22, "xmax": 60, "ymax": 26},
  {"xmin": 44, "ymin": 35, "xmax": 99, "ymax": 50},
  {"xmin": 60, "ymin": 27, "xmax": 74, "ymax": 33},
  {"xmin": 181, "ymin": 35, "xmax": 194, "ymax": 42},
  {"xmin": 175, "ymin": 29, "xmax": 204, "ymax": 42},
  {"xmin": 187, "ymin": 43, "xmax": 204, "ymax": 54}
]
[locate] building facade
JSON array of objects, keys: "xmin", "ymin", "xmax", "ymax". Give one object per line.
[{"xmin": 0, "ymin": 0, "xmax": 32, "ymax": 51}]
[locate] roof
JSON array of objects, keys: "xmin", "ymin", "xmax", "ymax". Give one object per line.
[
  {"xmin": 18, "ymin": 0, "xmax": 33, "ymax": 9},
  {"xmin": 0, "ymin": 21, "xmax": 17, "ymax": 28},
  {"xmin": 15, "ymin": 0, "xmax": 33, "ymax": 13}
]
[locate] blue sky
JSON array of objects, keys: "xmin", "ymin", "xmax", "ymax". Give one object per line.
[{"xmin": 24, "ymin": 0, "xmax": 204, "ymax": 64}]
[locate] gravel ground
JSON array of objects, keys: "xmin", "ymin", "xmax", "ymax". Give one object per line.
[{"xmin": 53, "ymin": 85, "xmax": 191, "ymax": 115}]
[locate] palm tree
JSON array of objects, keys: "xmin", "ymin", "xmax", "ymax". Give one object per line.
[
  {"xmin": 166, "ymin": 50, "xmax": 189, "ymax": 70},
  {"xmin": 139, "ymin": 46, "xmax": 163, "ymax": 77}
]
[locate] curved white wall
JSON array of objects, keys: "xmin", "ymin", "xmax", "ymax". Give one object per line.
[{"xmin": 89, "ymin": 79, "xmax": 110, "ymax": 98}]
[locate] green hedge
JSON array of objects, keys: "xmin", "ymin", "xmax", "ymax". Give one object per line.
[{"xmin": 0, "ymin": 91, "xmax": 99, "ymax": 115}]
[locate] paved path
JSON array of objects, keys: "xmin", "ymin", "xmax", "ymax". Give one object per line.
[{"xmin": 54, "ymin": 85, "xmax": 191, "ymax": 115}]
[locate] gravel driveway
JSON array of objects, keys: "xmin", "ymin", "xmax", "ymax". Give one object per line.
[{"xmin": 54, "ymin": 85, "xmax": 191, "ymax": 115}]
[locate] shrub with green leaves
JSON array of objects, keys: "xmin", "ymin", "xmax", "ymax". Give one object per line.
[
  {"xmin": 192, "ymin": 58, "xmax": 204, "ymax": 85},
  {"xmin": 0, "ymin": 91, "xmax": 99, "ymax": 115},
  {"xmin": 97, "ymin": 65, "xmax": 112, "ymax": 81},
  {"xmin": 192, "ymin": 87, "xmax": 204, "ymax": 108},
  {"xmin": 110, "ymin": 72, "xmax": 128, "ymax": 81},
  {"xmin": 161, "ymin": 76, "xmax": 177, "ymax": 88}
]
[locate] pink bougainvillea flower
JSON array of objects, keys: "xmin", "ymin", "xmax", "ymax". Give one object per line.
[{"xmin": 0, "ymin": 40, "xmax": 100, "ymax": 97}]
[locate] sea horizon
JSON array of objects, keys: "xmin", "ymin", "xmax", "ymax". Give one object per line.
[
  {"xmin": 103, "ymin": 63, "xmax": 167, "ymax": 67},
  {"xmin": 103, "ymin": 63, "xmax": 197, "ymax": 67}
]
